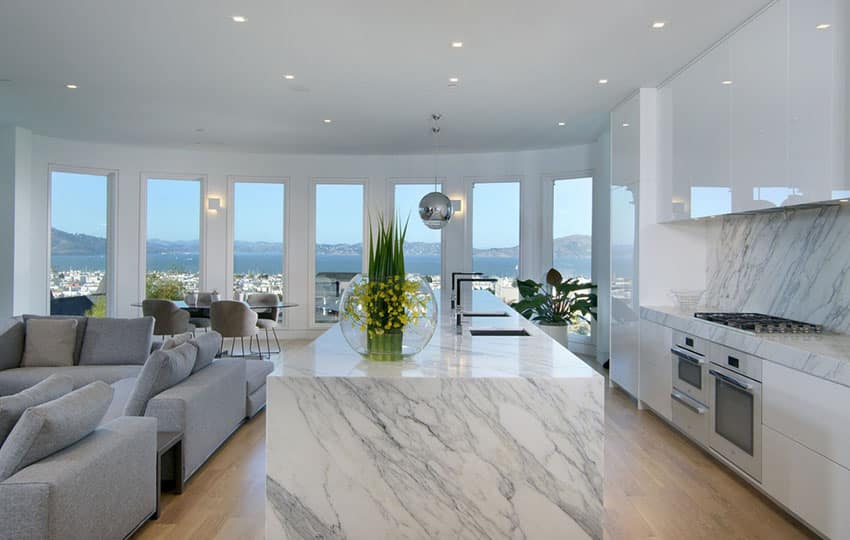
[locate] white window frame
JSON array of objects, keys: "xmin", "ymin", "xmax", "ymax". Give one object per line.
[
  {"xmin": 226, "ymin": 176, "xmax": 291, "ymax": 327},
  {"xmin": 386, "ymin": 177, "xmax": 446, "ymax": 287},
  {"xmin": 464, "ymin": 175, "xmax": 524, "ymax": 277},
  {"xmin": 308, "ymin": 178, "xmax": 368, "ymax": 328},
  {"xmin": 139, "ymin": 172, "xmax": 208, "ymax": 303},
  {"xmin": 47, "ymin": 164, "xmax": 118, "ymax": 316},
  {"xmin": 541, "ymin": 171, "xmax": 595, "ymax": 347}
]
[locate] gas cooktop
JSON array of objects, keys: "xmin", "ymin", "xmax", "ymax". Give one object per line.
[{"xmin": 694, "ymin": 312, "xmax": 824, "ymax": 334}]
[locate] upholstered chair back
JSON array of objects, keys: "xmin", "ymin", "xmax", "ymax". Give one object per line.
[
  {"xmin": 210, "ymin": 301, "xmax": 258, "ymax": 339},
  {"xmin": 142, "ymin": 299, "xmax": 192, "ymax": 336}
]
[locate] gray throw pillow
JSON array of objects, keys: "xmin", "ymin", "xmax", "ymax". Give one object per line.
[
  {"xmin": 162, "ymin": 332, "xmax": 193, "ymax": 350},
  {"xmin": 21, "ymin": 319, "xmax": 78, "ymax": 367},
  {"xmin": 0, "ymin": 318, "xmax": 25, "ymax": 371},
  {"xmin": 22, "ymin": 315, "xmax": 87, "ymax": 364},
  {"xmin": 123, "ymin": 343, "xmax": 197, "ymax": 416},
  {"xmin": 78, "ymin": 317, "xmax": 154, "ymax": 366},
  {"xmin": 190, "ymin": 331, "xmax": 221, "ymax": 373},
  {"xmin": 0, "ymin": 374, "xmax": 74, "ymax": 445},
  {"xmin": 0, "ymin": 381, "xmax": 113, "ymax": 481}
]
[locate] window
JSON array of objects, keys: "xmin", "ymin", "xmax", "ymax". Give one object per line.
[
  {"xmin": 314, "ymin": 183, "xmax": 364, "ymax": 324},
  {"xmin": 145, "ymin": 178, "xmax": 202, "ymax": 300},
  {"xmin": 553, "ymin": 176, "xmax": 593, "ymax": 336},
  {"xmin": 392, "ymin": 183, "xmax": 442, "ymax": 290},
  {"xmin": 49, "ymin": 170, "xmax": 111, "ymax": 316},
  {"xmin": 232, "ymin": 181, "xmax": 285, "ymax": 299},
  {"xmin": 471, "ymin": 180, "xmax": 520, "ymax": 304}
]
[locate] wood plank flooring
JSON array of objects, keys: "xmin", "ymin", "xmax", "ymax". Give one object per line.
[{"xmin": 134, "ymin": 356, "xmax": 816, "ymax": 540}]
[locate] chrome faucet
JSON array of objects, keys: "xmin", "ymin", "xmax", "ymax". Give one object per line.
[
  {"xmin": 454, "ymin": 277, "xmax": 498, "ymax": 321},
  {"xmin": 451, "ymin": 272, "xmax": 483, "ymax": 309}
]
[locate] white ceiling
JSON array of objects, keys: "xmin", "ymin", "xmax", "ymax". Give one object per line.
[{"xmin": 0, "ymin": 0, "xmax": 769, "ymax": 154}]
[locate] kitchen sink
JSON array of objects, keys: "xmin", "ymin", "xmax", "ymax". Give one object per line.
[
  {"xmin": 469, "ymin": 328, "xmax": 530, "ymax": 336},
  {"xmin": 462, "ymin": 311, "xmax": 510, "ymax": 318}
]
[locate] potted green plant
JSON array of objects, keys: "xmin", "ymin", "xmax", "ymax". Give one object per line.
[{"xmin": 511, "ymin": 268, "xmax": 597, "ymax": 347}]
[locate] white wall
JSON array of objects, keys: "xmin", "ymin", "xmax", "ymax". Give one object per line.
[{"xmin": 25, "ymin": 134, "xmax": 597, "ymax": 337}]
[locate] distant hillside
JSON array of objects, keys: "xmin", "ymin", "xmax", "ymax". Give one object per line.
[
  {"xmin": 51, "ymin": 228, "xmax": 107, "ymax": 255},
  {"xmin": 51, "ymin": 228, "xmax": 591, "ymax": 259}
]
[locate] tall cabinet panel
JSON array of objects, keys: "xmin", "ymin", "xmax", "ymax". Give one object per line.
[
  {"xmin": 729, "ymin": 0, "xmax": 790, "ymax": 211},
  {"xmin": 610, "ymin": 95, "xmax": 640, "ymax": 398},
  {"xmin": 788, "ymin": 0, "xmax": 839, "ymax": 203}
]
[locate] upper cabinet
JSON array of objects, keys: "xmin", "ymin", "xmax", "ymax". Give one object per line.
[{"xmin": 658, "ymin": 0, "xmax": 850, "ymax": 221}]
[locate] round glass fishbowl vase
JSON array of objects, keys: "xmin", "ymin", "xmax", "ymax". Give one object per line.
[{"xmin": 339, "ymin": 274, "xmax": 438, "ymax": 361}]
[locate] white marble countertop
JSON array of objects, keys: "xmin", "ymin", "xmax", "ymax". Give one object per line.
[
  {"xmin": 271, "ymin": 291, "xmax": 599, "ymax": 380},
  {"xmin": 641, "ymin": 305, "xmax": 850, "ymax": 388}
]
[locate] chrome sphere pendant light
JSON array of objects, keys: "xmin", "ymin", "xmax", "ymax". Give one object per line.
[{"xmin": 419, "ymin": 114, "xmax": 453, "ymax": 230}]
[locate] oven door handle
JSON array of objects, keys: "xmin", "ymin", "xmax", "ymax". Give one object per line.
[
  {"xmin": 709, "ymin": 369, "xmax": 754, "ymax": 392},
  {"xmin": 671, "ymin": 346, "xmax": 705, "ymax": 365},
  {"xmin": 671, "ymin": 390, "xmax": 708, "ymax": 414}
]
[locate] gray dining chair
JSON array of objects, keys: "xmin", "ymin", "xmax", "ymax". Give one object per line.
[
  {"xmin": 189, "ymin": 292, "xmax": 215, "ymax": 332},
  {"xmin": 142, "ymin": 299, "xmax": 195, "ymax": 337},
  {"xmin": 247, "ymin": 293, "xmax": 281, "ymax": 356},
  {"xmin": 210, "ymin": 300, "xmax": 260, "ymax": 357}
]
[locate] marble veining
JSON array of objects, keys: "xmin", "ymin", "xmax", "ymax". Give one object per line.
[
  {"xmin": 265, "ymin": 292, "xmax": 605, "ymax": 539},
  {"xmin": 705, "ymin": 205, "xmax": 850, "ymax": 333},
  {"xmin": 641, "ymin": 305, "xmax": 850, "ymax": 388}
]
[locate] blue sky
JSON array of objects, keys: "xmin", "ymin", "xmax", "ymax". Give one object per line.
[{"xmin": 52, "ymin": 173, "xmax": 594, "ymax": 247}]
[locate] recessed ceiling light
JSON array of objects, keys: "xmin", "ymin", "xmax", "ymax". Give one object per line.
[
  {"xmin": 283, "ymin": 74, "xmax": 295, "ymax": 80},
  {"xmin": 323, "ymin": 119, "xmax": 332, "ymax": 124},
  {"xmin": 598, "ymin": 79, "xmax": 609, "ymax": 85},
  {"xmin": 721, "ymin": 80, "xmax": 733, "ymax": 85},
  {"xmin": 231, "ymin": 15, "xmax": 247, "ymax": 22},
  {"xmin": 65, "ymin": 83, "xmax": 78, "ymax": 89},
  {"xmin": 622, "ymin": 123, "xmax": 630, "ymax": 127},
  {"xmin": 451, "ymin": 41, "xmax": 464, "ymax": 48},
  {"xmin": 816, "ymin": 23, "xmax": 831, "ymax": 30},
  {"xmin": 449, "ymin": 77, "xmax": 460, "ymax": 83},
  {"xmin": 557, "ymin": 122, "xmax": 566, "ymax": 127},
  {"xmin": 651, "ymin": 21, "xmax": 667, "ymax": 29}
]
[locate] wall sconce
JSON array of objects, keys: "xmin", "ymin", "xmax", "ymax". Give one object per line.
[
  {"xmin": 451, "ymin": 199, "xmax": 463, "ymax": 213},
  {"xmin": 207, "ymin": 197, "xmax": 222, "ymax": 211}
]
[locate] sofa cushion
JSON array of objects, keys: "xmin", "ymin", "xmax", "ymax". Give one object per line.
[
  {"xmin": 0, "ymin": 318, "xmax": 25, "ymax": 371},
  {"xmin": 124, "ymin": 343, "xmax": 197, "ymax": 416},
  {"xmin": 22, "ymin": 315, "xmax": 87, "ymax": 365},
  {"xmin": 0, "ymin": 381, "xmax": 113, "ymax": 481},
  {"xmin": 0, "ymin": 374, "xmax": 74, "ymax": 444},
  {"xmin": 163, "ymin": 332, "xmax": 193, "ymax": 350},
  {"xmin": 245, "ymin": 360, "xmax": 274, "ymax": 395},
  {"xmin": 21, "ymin": 318, "xmax": 79, "ymax": 368},
  {"xmin": 190, "ymin": 331, "xmax": 221, "ymax": 373},
  {"xmin": 0, "ymin": 365, "xmax": 143, "ymax": 397},
  {"xmin": 78, "ymin": 317, "xmax": 154, "ymax": 366}
]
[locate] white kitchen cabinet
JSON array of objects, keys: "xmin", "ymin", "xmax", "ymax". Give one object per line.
[
  {"xmin": 763, "ymin": 361, "xmax": 850, "ymax": 470},
  {"xmin": 638, "ymin": 319, "xmax": 672, "ymax": 420},
  {"xmin": 764, "ymin": 425, "xmax": 850, "ymax": 539},
  {"xmin": 658, "ymin": 0, "xmax": 850, "ymax": 221},
  {"xmin": 788, "ymin": 0, "xmax": 841, "ymax": 204},
  {"xmin": 729, "ymin": 0, "xmax": 789, "ymax": 212},
  {"xmin": 609, "ymin": 95, "xmax": 640, "ymax": 399}
]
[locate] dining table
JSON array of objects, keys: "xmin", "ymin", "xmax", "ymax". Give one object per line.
[{"xmin": 132, "ymin": 300, "xmax": 299, "ymax": 316}]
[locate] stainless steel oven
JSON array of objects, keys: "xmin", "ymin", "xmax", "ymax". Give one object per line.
[
  {"xmin": 671, "ymin": 331, "xmax": 709, "ymax": 405},
  {"xmin": 708, "ymin": 344, "xmax": 762, "ymax": 482}
]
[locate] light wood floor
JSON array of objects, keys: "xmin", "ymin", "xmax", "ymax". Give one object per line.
[{"xmin": 135, "ymin": 357, "xmax": 815, "ymax": 540}]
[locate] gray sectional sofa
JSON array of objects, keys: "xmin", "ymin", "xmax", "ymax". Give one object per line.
[{"xmin": 0, "ymin": 314, "xmax": 275, "ymax": 539}]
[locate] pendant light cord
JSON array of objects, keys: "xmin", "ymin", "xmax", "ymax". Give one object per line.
[{"xmin": 431, "ymin": 113, "xmax": 441, "ymax": 192}]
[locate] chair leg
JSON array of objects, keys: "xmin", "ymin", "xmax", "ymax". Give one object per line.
[
  {"xmin": 272, "ymin": 327, "xmax": 282, "ymax": 355},
  {"xmin": 265, "ymin": 329, "xmax": 272, "ymax": 358}
]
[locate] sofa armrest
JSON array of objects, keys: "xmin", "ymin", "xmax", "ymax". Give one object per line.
[
  {"xmin": 145, "ymin": 359, "xmax": 246, "ymax": 481},
  {"xmin": 0, "ymin": 416, "xmax": 156, "ymax": 540}
]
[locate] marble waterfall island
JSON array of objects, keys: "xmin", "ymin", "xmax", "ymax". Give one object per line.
[{"xmin": 266, "ymin": 292, "xmax": 605, "ymax": 539}]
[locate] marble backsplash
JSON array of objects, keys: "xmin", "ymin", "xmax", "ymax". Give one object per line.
[{"xmin": 705, "ymin": 204, "xmax": 850, "ymax": 333}]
